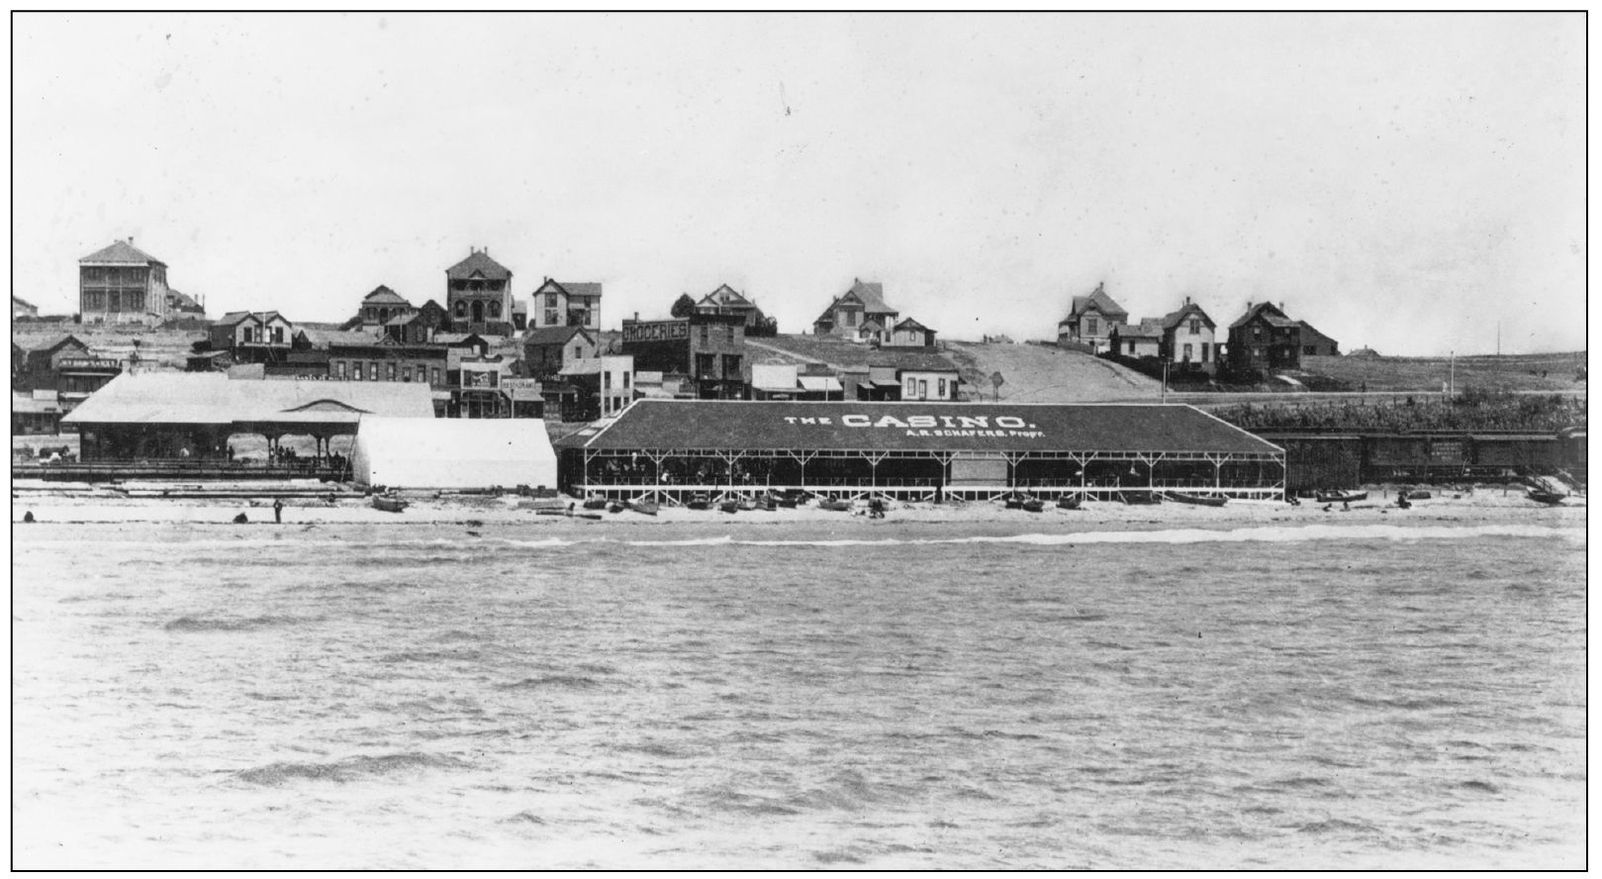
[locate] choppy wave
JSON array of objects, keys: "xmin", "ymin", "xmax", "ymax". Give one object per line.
[
  {"xmin": 233, "ymin": 752, "xmax": 471, "ymax": 785},
  {"xmin": 164, "ymin": 614, "xmax": 310, "ymax": 632}
]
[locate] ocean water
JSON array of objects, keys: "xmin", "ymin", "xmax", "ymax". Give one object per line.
[{"xmin": 12, "ymin": 519, "xmax": 1587, "ymax": 869}]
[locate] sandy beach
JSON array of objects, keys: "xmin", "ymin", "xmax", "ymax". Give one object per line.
[{"xmin": 11, "ymin": 480, "xmax": 1586, "ymax": 531}]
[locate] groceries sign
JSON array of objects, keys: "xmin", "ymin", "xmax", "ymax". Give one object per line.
[{"xmin": 781, "ymin": 412, "xmax": 1044, "ymax": 439}]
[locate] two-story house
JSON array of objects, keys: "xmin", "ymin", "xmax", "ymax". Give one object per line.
[
  {"xmin": 1057, "ymin": 282, "xmax": 1129, "ymax": 353},
  {"xmin": 383, "ymin": 299, "xmax": 452, "ymax": 345},
  {"xmin": 529, "ymin": 278, "xmax": 603, "ymax": 332},
  {"xmin": 695, "ymin": 284, "xmax": 764, "ymax": 329},
  {"xmin": 1226, "ymin": 301, "xmax": 1304, "ymax": 375},
  {"xmin": 1157, "ymin": 298, "xmax": 1218, "ymax": 374},
  {"xmin": 445, "ymin": 248, "xmax": 515, "ymax": 336},
  {"xmin": 813, "ymin": 279, "xmax": 899, "ymax": 341},
  {"xmin": 523, "ymin": 326, "xmax": 599, "ymax": 378},
  {"xmin": 1297, "ymin": 322, "xmax": 1341, "ymax": 357},
  {"xmin": 78, "ymin": 239, "xmax": 175, "ymax": 325}
]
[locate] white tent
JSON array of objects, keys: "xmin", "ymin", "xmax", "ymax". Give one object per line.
[{"xmin": 351, "ymin": 416, "xmax": 557, "ymax": 490}]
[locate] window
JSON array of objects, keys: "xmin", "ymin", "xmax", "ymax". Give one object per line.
[
  {"xmin": 905, "ymin": 377, "xmax": 916, "ymax": 398},
  {"xmin": 1182, "ymin": 343, "xmax": 1193, "ymax": 361},
  {"xmin": 431, "ymin": 367, "xmax": 441, "ymax": 385},
  {"xmin": 572, "ymin": 346, "xmax": 582, "ymax": 360},
  {"xmin": 386, "ymin": 362, "xmax": 396, "ymax": 381},
  {"xmin": 335, "ymin": 361, "xmax": 346, "ymax": 380},
  {"xmin": 545, "ymin": 310, "xmax": 559, "ymax": 325},
  {"xmin": 369, "ymin": 363, "xmax": 379, "ymax": 381},
  {"xmin": 1252, "ymin": 326, "xmax": 1261, "ymax": 339},
  {"xmin": 402, "ymin": 367, "xmax": 412, "ymax": 382},
  {"xmin": 845, "ymin": 310, "xmax": 857, "ymax": 326},
  {"xmin": 454, "ymin": 301, "xmax": 467, "ymax": 318},
  {"xmin": 1304, "ymin": 345, "xmax": 1317, "ymax": 356},
  {"xmin": 1086, "ymin": 318, "xmax": 1098, "ymax": 335},
  {"xmin": 938, "ymin": 378, "xmax": 947, "ymax": 397},
  {"xmin": 1128, "ymin": 340, "xmax": 1136, "ymax": 354},
  {"xmin": 352, "ymin": 362, "xmax": 362, "ymax": 381},
  {"xmin": 918, "ymin": 380, "xmax": 928, "ymax": 399},
  {"xmin": 451, "ymin": 279, "xmax": 467, "ymax": 291},
  {"xmin": 604, "ymin": 371, "xmax": 611, "ymax": 390},
  {"xmin": 546, "ymin": 293, "xmax": 558, "ymax": 308},
  {"xmin": 273, "ymin": 326, "xmax": 284, "ymax": 344},
  {"xmin": 489, "ymin": 301, "xmax": 502, "ymax": 318},
  {"xmin": 1189, "ymin": 318, "xmax": 1200, "ymax": 334},
  {"xmin": 622, "ymin": 372, "xmax": 630, "ymax": 389},
  {"xmin": 1201, "ymin": 343, "xmax": 1210, "ymax": 362}
]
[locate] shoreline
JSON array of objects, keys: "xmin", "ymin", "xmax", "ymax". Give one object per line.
[{"xmin": 11, "ymin": 484, "xmax": 1587, "ymax": 531}]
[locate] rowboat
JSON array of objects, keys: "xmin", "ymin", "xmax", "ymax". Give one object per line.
[
  {"xmin": 582, "ymin": 498, "xmax": 608, "ymax": 510},
  {"xmin": 1056, "ymin": 495, "xmax": 1082, "ymax": 510},
  {"xmin": 1315, "ymin": 491, "xmax": 1368, "ymax": 504},
  {"xmin": 371, "ymin": 495, "xmax": 408, "ymax": 513},
  {"xmin": 1020, "ymin": 497, "xmax": 1045, "ymax": 513},
  {"xmin": 1527, "ymin": 489, "xmax": 1566, "ymax": 505},
  {"xmin": 606, "ymin": 502, "xmax": 625, "ymax": 514},
  {"xmin": 1120, "ymin": 490, "xmax": 1161, "ymax": 505},
  {"xmin": 687, "ymin": 495, "xmax": 711, "ymax": 511},
  {"xmin": 818, "ymin": 499, "xmax": 852, "ymax": 512},
  {"xmin": 1167, "ymin": 491, "xmax": 1227, "ymax": 507},
  {"xmin": 719, "ymin": 500, "xmax": 740, "ymax": 514},
  {"xmin": 626, "ymin": 499, "xmax": 659, "ymax": 516}
]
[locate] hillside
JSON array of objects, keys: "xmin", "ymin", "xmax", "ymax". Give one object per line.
[
  {"xmin": 11, "ymin": 322, "xmax": 205, "ymax": 371},
  {"xmin": 746, "ymin": 335, "xmax": 1162, "ymax": 402},
  {"xmin": 1298, "ymin": 352, "xmax": 1586, "ymax": 393}
]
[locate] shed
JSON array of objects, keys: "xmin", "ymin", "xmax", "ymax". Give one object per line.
[{"xmin": 350, "ymin": 416, "xmax": 557, "ymax": 490}]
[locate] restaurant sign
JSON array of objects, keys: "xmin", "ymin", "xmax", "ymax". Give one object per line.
[{"xmin": 780, "ymin": 412, "xmax": 1044, "ymax": 439}]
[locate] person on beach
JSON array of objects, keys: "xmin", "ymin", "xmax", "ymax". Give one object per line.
[{"xmin": 273, "ymin": 499, "xmax": 285, "ymax": 524}]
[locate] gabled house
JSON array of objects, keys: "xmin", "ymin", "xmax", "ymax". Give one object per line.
[
  {"xmin": 530, "ymin": 278, "xmax": 603, "ymax": 331},
  {"xmin": 887, "ymin": 316, "xmax": 937, "ymax": 348},
  {"xmin": 1226, "ymin": 301, "xmax": 1303, "ymax": 375},
  {"xmin": 523, "ymin": 325, "xmax": 599, "ymax": 378},
  {"xmin": 19, "ymin": 335, "xmax": 122, "ymax": 404},
  {"xmin": 209, "ymin": 311, "xmax": 298, "ymax": 362},
  {"xmin": 870, "ymin": 350, "xmax": 962, "ymax": 402},
  {"xmin": 1057, "ymin": 282, "xmax": 1129, "ymax": 353},
  {"xmin": 354, "ymin": 285, "xmax": 417, "ymax": 327},
  {"xmin": 12, "ymin": 295, "xmax": 38, "ymax": 319},
  {"xmin": 1157, "ymin": 298, "xmax": 1218, "ymax": 373},
  {"xmin": 445, "ymin": 248, "xmax": 514, "ymax": 335},
  {"xmin": 814, "ymin": 279, "xmax": 899, "ymax": 340},
  {"xmin": 695, "ymin": 284, "xmax": 763, "ymax": 329}
]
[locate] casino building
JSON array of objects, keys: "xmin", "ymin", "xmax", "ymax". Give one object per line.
[{"xmin": 558, "ymin": 400, "xmax": 1286, "ymax": 503}]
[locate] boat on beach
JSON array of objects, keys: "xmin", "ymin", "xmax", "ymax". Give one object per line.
[
  {"xmin": 1119, "ymin": 490, "xmax": 1161, "ymax": 505},
  {"xmin": 1020, "ymin": 496, "xmax": 1045, "ymax": 513},
  {"xmin": 719, "ymin": 500, "xmax": 741, "ymax": 514},
  {"xmin": 1316, "ymin": 490, "xmax": 1368, "ymax": 504},
  {"xmin": 1527, "ymin": 489, "xmax": 1567, "ymax": 505},
  {"xmin": 1166, "ymin": 491, "xmax": 1228, "ymax": 507},
  {"xmin": 625, "ymin": 498, "xmax": 659, "ymax": 516},
  {"xmin": 371, "ymin": 495, "xmax": 408, "ymax": 513},
  {"xmin": 687, "ymin": 495, "xmax": 711, "ymax": 511},
  {"xmin": 1056, "ymin": 495, "xmax": 1082, "ymax": 510},
  {"xmin": 817, "ymin": 498, "xmax": 852, "ymax": 512}
]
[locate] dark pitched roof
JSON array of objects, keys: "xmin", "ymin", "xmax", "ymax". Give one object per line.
[
  {"xmin": 1065, "ymin": 283, "xmax": 1127, "ymax": 321},
  {"xmin": 80, "ymin": 239, "xmax": 164, "ymax": 265},
  {"xmin": 1159, "ymin": 302, "xmax": 1214, "ymax": 332},
  {"xmin": 165, "ymin": 288, "xmax": 201, "ymax": 310},
  {"xmin": 524, "ymin": 326, "xmax": 594, "ymax": 346},
  {"xmin": 215, "ymin": 310, "xmax": 287, "ymax": 327},
  {"xmin": 12, "ymin": 295, "xmax": 36, "ymax": 309},
  {"xmin": 31, "ymin": 334, "xmax": 90, "ymax": 356},
  {"xmin": 576, "ymin": 400, "xmax": 1285, "ymax": 455},
  {"xmin": 362, "ymin": 285, "xmax": 411, "ymax": 305},
  {"xmin": 893, "ymin": 316, "xmax": 932, "ymax": 333},
  {"xmin": 562, "ymin": 282, "xmax": 603, "ymax": 299},
  {"xmin": 1296, "ymin": 321, "xmax": 1338, "ymax": 345},
  {"xmin": 698, "ymin": 283, "xmax": 754, "ymax": 309},
  {"xmin": 848, "ymin": 279, "xmax": 894, "ymax": 314},
  {"xmin": 1229, "ymin": 301, "xmax": 1298, "ymax": 330},
  {"xmin": 445, "ymin": 249, "xmax": 511, "ymax": 281}
]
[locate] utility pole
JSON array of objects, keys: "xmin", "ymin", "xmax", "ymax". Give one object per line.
[
  {"xmin": 1448, "ymin": 350, "xmax": 1455, "ymax": 398},
  {"xmin": 1161, "ymin": 360, "xmax": 1169, "ymax": 403}
]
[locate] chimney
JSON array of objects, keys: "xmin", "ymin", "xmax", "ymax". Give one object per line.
[
  {"xmin": 1279, "ymin": 301, "xmax": 1285, "ymax": 311},
  {"xmin": 1184, "ymin": 296, "xmax": 1190, "ymax": 306},
  {"xmin": 634, "ymin": 311, "xmax": 639, "ymax": 322},
  {"xmin": 1246, "ymin": 301, "xmax": 1252, "ymax": 311},
  {"xmin": 128, "ymin": 236, "xmax": 134, "ymax": 245}
]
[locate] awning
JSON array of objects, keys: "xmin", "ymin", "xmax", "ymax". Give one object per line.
[{"xmin": 799, "ymin": 376, "xmax": 844, "ymax": 392}]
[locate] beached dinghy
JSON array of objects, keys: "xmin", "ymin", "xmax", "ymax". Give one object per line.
[
  {"xmin": 1527, "ymin": 489, "xmax": 1567, "ymax": 505},
  {"xmin": 625, "ymin": 498, "xmax": 659, "ymax": 516},
  {"xmin": 817, "ymin": 498, "xmax": 852, "ymax": 512},
  {"xmin": 1056, "ymin": 495, "xmax": 1082, "ymax": 510},
  {"xmin": 371, "ymin": 495, "xmax": 408, "ymax": 513},
  {"xmin": 1315, "ymin": 490, "xmax": 1368, "ymax": 504}
]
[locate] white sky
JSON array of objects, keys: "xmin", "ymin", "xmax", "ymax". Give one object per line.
[{"xmin": 11, "ymin": 12, "xmax": 1586, "ymax": 355}]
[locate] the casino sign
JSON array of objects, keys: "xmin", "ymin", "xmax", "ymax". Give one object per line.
[{"xmin": 782, "ymin": 412, "xmax": 1045, "ymax": 438}]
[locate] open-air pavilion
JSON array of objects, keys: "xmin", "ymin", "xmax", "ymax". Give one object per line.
[
  {"xmin": 559, "ymin": 400, "xmax": 1286, "ymax": 503},
  {"xmin": 61, "ymin": 372, "xmax": 435, "ymax": 476}
]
